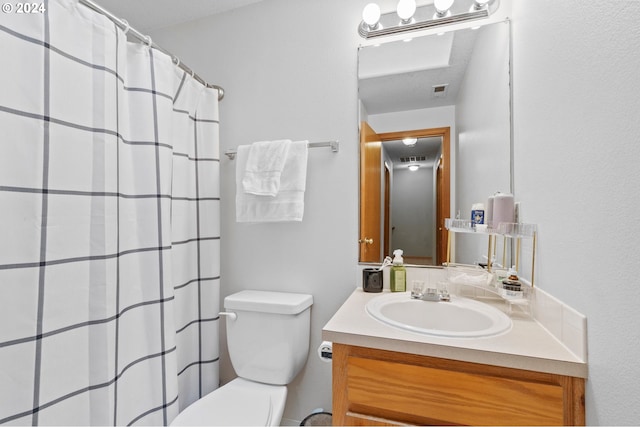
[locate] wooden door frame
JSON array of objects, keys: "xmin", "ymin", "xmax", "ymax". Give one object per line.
[
  {"xmin": 383, "ymin": 164, "xmax": 391, "ymax": 259},
  {"xmin": 359, "ymin": 122, "xmax": 383, "ymax": 263},
  {"xmin": 376, "ymin": 127, "xmax": 450, "ymax": 266}
]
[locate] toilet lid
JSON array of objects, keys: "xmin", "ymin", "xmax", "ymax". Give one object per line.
[{"xmin": 171, "ymin": 380, "xmax": 284, "ymax": 426}]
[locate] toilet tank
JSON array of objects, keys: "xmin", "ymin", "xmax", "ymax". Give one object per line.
[{"xmin": 224, "ymin": 290, "xmax": 313, "ymax": 385}]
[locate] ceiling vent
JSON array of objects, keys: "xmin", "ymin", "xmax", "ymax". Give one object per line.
[
  {"xmin": 432, "ymin": 84, "xmax": 449, "ymax": 98},
  {"xmin": 400, "ymin": 156, "xmax": 426, "ymax": 163}
]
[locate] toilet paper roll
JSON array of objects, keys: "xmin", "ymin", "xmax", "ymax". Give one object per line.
[{"xmin": 318, "ymin": 341, "xmax": 332, "ymax": 363}]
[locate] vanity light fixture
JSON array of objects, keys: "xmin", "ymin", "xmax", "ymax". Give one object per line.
[
  {"xmin": 402, "ymin": 137, "xmax": 418, "ymax": 146},
  {"xmin": 397, "ymin": 0, "xmax": 417, "ymax": 24},
  {"xmin": 408, "ymin": 164, "xmax": 420, "ymax": 172},
  {"xmin": 362, "ymin": 3, "xmax": 382, "ymax": 30},
  {"xmin": 434, "ymin": 0, "xmax": 454, "ymax": 17},
  {"xmin": 358, "ymin": 0, "xmax": 500, "ymax": 40},
  {"xmin": 474, "ymin": 0, "xmax": 491, "ymax": 9}
]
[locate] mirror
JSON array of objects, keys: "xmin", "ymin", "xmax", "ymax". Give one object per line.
[{"xmin": 358, "ymin": 20, "xmax": 512, "ymax": 265}]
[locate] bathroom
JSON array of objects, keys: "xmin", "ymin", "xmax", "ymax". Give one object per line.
[{"xmin": 1, "ymin": 0, "xmax": 639, "ymax": 425}]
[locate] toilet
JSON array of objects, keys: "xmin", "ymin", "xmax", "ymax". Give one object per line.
[{"xmin": 171, "ymin": 290, "xmax": 313, "ymax": 426}]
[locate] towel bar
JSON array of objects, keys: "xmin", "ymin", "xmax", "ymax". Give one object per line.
[{"xmin": 224, "ymin": 140, "xmax": 339, "ymax": 160}]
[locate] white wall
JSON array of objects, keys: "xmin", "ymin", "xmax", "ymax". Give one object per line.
[
  {"xmin": 391, "ymin": 166, "xmax": 435, "ymax": 259},
  {"xmin": 456, "ymin": 21, "xmax": 511, "ymax": 265},
  {"xmin": 151, "ymin": 1, "xmax": 367, "ymax": 422},
  {"xmin": 511, "ymin": 1, "xmax": 640, "ymax": 424},
  {"xmin": 151, "ymin": 0, "xmax": 640, "ymax": 424},
  {"xmin": 368, "ymin": 105, "xmax": 456, "ymax": 134},
  {"xmin": 369, "ymin": 105, "xmax": 458, "ymax": 226}
]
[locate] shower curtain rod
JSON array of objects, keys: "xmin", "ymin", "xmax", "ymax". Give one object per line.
[
  {"xmin": 78, "ymin": 0, "xmax": 225, "ymax": 101},
  {"xmin": 224, "ymin": 140, "xmax": 340, "ymax": 160}
]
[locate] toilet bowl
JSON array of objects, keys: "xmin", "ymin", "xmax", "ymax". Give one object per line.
[
  {"xmin": 170, "ymin": 378, "xmax": 287, "ymax": 426},
  {"xmin": 170, "ymin": 290, "xmax": 313, "ymax": 426}
]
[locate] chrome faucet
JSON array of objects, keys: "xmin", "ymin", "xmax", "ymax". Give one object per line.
[{"xmin": 411, "ymin": 287, "xmax": 451, "ymax": 302}]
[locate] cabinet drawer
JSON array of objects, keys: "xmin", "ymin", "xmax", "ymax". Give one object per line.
[
  {"xmin": 332, "ymin": 342, "xmax": 584, "ymax": 426},
  {"xmin": 344, "ymin": 353, "xmax": 566, "ymax": 425}
]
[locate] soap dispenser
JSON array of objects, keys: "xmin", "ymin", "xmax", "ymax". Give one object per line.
[{"xmin": 390, "ymin": 249, "xmax": 406, "ymax": 292}]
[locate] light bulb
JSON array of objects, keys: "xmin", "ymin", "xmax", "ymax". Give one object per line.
[
  {"xmin": 474, "ymin": 0, "xmax": 490, "ymax": 10},
  {"xmin": 434, "ymin": 0, "xmax": 454, "ymax": 15},
  {"xmin": 362, "ymin": 3, "xmax": 381, "ymax": 28},
  {"xmin": 408, "ymin": 164, "xmax": 420, "ymax": 172},
  {"xmin": 403, "ymin": 137, "xmax": 418, "ymax": 146},
  {"xmin": 397, "ymin": 0, "xmax": 417, "ymax": 22}
]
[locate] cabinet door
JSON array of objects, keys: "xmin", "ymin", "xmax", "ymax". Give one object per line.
[
  {"xmin": 332, "ymin": 344, "xmax": 585, "ymax": 426},
  {"xmin": 343, "ymin": 413, "xmax": 405, "ymax": 426}
]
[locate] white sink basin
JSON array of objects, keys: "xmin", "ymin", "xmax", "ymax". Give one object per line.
[{"xmin": 366, "ymin": 292, "xmax": 512, "ymax": 338}]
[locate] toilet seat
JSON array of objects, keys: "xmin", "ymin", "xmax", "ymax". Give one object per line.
[{"xmin": 170, "ymin": 378, "xmax": 287, "ymax": 426}]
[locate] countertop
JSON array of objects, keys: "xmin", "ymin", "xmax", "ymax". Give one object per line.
[{"xmin": 322, "ymin": 288, "xmax": 587, "ymax": 378}]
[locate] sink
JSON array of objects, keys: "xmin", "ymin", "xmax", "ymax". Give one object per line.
[{"xmin": 366, "ymin": 292, "xmax": 512, "ymax": 338}]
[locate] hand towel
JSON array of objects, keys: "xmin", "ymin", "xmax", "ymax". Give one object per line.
[
  {"xmin": 236, "ymin": 141, "xmax": 309, "ymax": 222},
  {"xmin": 242, "ymin": 139, "xmax": 292, "ymax": 196}
]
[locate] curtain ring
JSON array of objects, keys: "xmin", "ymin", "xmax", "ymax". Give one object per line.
[
  {"xmin": 121, "ymin": 19, "xmax": 130, "ymax": 35},
  {"xmin": 144, "ymin": 35, "xmax": 153, "ymax": 48}
]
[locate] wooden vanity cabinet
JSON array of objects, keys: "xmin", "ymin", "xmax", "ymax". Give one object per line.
[{"xmin": 332, "ymin": 343, "xmax": 585, "ymax": 426}]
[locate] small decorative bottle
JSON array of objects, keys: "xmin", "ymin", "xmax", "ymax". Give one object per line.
[{"xmin": 390, "ymin": 249, "xmax": 406, "ymax": 292}]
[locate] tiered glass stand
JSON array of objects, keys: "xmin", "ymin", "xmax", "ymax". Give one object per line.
[{"xmin": 444, "ymin": 219, "xmax": 538, "ymax": 287}]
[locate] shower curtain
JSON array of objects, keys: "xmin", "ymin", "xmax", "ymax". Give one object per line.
[{"xmin": 0, "ymin": 0, "xmax": 220, "ymax": 425}]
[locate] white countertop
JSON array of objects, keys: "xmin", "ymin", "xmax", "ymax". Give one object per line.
[{"xmin": 322, "ymin": 288, "xmax": 587, "ymax": 378}]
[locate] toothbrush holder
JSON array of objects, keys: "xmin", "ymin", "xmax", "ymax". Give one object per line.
[{"xmin": 362, "ymin": 268, "xmax": 383, "ymax": 293}]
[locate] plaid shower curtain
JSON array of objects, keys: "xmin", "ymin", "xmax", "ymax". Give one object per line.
[{"xmin": 0, "ymin": 0, "xmax": 220, "ymax": 424}]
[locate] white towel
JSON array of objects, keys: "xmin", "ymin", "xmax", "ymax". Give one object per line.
[
  {"xmin": 236, "ymin": 141, "xmax": 309, "ymax": 223},
  {"xmin": 242, "ymin": 139, "xmax": 292, "ymax": 196}
]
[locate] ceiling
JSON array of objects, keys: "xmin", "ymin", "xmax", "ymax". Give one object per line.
[
  {"xmin": 359, "ymin": 26, "xmax": 482, "ymax": 167},
  {"xmin": 383, "ymin": 137, "xmax": 442, "ymax": 170},
  {"xmin": 358, "ymin": 28, "xmax": 479, "ymax": 115},
  {"xmin": 92, "ymin": 0, "xmax": 263, "ymax": 32}
]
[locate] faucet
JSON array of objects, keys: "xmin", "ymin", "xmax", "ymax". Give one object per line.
[{"xmin": 411, "ymin": 287, "xmax": 451, "ymax": 302}]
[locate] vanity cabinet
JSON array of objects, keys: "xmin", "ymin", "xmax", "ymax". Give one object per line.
[{"xmin": 332, "ymin": 343, "xmax": 585, "ymax": 426}]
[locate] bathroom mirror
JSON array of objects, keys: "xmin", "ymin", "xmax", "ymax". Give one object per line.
[{"xmin": 358, "ymin": 20, "xmax": 512, "ymax": 265}]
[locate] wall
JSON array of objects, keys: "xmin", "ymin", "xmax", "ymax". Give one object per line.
[
  {"xmin": 369, "ymin": 105, "xmax": 458, "ymax": 223},
  {"xmin": 368, "ymin": 105, "xmax": 456, "ymax": 135},
  {"xmin": 455, "ymin": 21, "xmax": 511, "ymax": 265},
  {"xmin": 151, "ymin": 0, "xmax": 640, "ymax": 424},
  {"xmin": 392, "ymin": 166, "xmax": 435, "ymax": 260},
  {"xmin": 511, "ymin": 1, "xmax": 640, "ymax": 424},
  {"xmin": 151, "ymin": 0, "xmax": 368, "ymax": 423}
]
